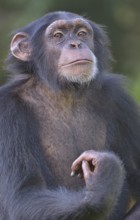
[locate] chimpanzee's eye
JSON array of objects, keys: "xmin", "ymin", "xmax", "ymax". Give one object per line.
[
  {"xmin": 53, "ymin": 31, "xmax": 64, "ymax": 38},
  {"xmin": 77, "ymin": 30, "xmax": 88, "ymax": 37}
]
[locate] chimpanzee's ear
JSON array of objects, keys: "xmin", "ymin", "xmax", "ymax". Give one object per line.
[{"xmin": 10, "ymin": 32, "xmax": 32, "ymax": 61}]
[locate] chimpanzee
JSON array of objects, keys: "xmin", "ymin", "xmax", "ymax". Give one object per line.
[{"xmin": 0, "ymin": 11, "xmax": 140, "ymax": 220}]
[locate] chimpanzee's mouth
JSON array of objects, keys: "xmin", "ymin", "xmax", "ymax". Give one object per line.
[{"xmin": 62, "ymin": 59, "xmax": 93, "ymax": 67}]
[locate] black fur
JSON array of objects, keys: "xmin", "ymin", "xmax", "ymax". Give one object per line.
[{"xmin": 0, "ymin": 11, "xmax": 140, "ymax": 220}]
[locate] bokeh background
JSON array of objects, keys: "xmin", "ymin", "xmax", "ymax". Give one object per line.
[{"xmin": 0, "ymin": 0, "xmax": 140, "ymax": 101}]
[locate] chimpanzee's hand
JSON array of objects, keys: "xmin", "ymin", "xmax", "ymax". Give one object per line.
[{"xmin": 71, "ymin": 150, "xmax": 124, "ymax": 191}]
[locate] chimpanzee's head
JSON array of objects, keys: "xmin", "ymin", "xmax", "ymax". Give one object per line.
[{"xmin": 8, "ymin": 11, "xmax": 112, "ymax": 88}]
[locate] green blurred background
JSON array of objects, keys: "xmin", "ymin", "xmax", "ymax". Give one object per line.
[{"xmin": 0, "ymin": 0, "xmax": 140, "ymax": 101}]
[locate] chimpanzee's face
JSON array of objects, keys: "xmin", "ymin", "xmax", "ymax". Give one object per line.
[{"xmin": 44, "ymin": 18, "xmax": 98, "ymax": 84}]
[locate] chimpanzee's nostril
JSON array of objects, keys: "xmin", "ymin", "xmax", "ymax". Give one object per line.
[{"xmin": 71, "ymin": 43, "xmax": 76, "ymax": 48}]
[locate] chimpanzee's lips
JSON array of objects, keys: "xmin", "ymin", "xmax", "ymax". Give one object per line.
[{"xmin": 61, "ymin": 59, "xmax": 93, "ymax": 67}]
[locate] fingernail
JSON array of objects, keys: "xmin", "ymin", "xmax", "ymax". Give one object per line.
[
  {"xmin": 71, "ymin": 171, "xmax": 75, "ymax": 177},
  {"xmin": 77, "ymin": 173, "xmax": 82, "ymax": 178}
]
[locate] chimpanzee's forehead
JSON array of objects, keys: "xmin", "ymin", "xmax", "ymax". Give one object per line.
[{"xmin": 46, "ymin": 18, "xmax": 92, "ymax": 32}]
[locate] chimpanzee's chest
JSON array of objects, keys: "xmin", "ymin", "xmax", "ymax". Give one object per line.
[{"xmin": 37, "ymin": 101, "xmax": 107, "ymax": 189}]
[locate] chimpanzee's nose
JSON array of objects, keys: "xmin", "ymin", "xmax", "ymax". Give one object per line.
[{"xmin": 70, "ymin": 41, "xmax": 82, "ymax": 49}]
